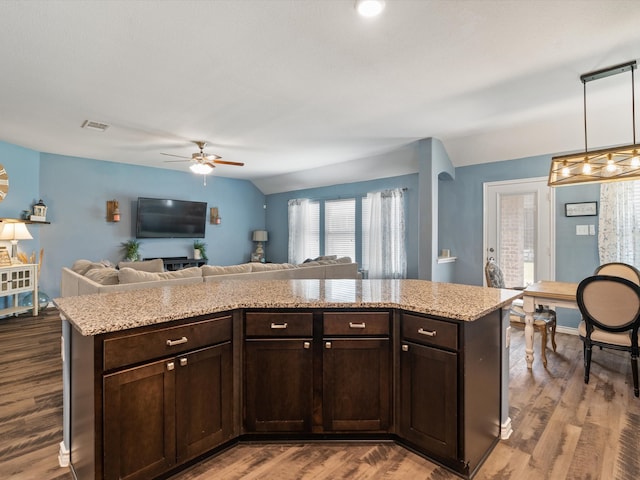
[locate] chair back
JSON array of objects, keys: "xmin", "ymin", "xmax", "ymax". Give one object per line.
[
  {"xmin": 577, "ymin": 275, "xmax": 640, "ymax": 337},
  {"xmin": 484, "ymin": 259, "xmax": 505, "ymax": 288},
  {"xmin": 594, "ymin": 262, "xmax": 640, "ymax": 285}
]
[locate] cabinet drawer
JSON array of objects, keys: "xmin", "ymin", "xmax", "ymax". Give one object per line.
[
  {"xmin": 402, "ymin": 313, "xmax": 458, "ymax": 350},
  {"xmin": 323, "ymin": 312, "xmax": 389, "ymax": 336},
  {"xmin": 245, "ymin": 312, "xmax": 313, "ymax": 337},
  {"xmin": 103, "ymin": 316, "xmax": 232, "ymax": 371}
]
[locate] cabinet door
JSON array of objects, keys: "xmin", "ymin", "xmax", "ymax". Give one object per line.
[
  {"xmin": 176, "ymin": 342, "xmax": 233, "ymax": 463},
  {"xmin": 103, "ymin": 359, "xmax": 176, "ymax": 480},
  {"xmin": 323, "ymin": 338, "xmax": 390, "ymax": 432},
  {"xmin": 400, "ymin": 342, "xmax": 457, "ymax": 459},
  {"xmin": 244, "ymin": 339, "xmax": 313, "ymax": 432}
]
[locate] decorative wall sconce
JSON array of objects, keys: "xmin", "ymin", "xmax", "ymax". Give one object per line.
[
  {"xmin": 106, "ymin": 200, "xmax": 121, "ymax": 222},
  {"xmin": 210, "ymin": 207, "xmax": 221, "ymax": 225}
]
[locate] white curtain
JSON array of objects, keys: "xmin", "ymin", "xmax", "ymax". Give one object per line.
[
  {"xmin": 288, "ymin": 198, "xmax": 310, "ymax": 264},
  {"xmin": 598, "ymin": 181, "xmax": 640, "ymax": 266},
  {"xmin": 366, "ymin": 188, "xmax": 406, "ymax": 279}
]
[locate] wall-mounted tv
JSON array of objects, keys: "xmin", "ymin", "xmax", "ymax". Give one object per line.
[{"xmin": 136, "ymin": 197, "xmax": 207, "ymax": 238}]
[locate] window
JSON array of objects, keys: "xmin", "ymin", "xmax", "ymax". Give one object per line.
[{"xmin": 325, "ymin": 198, "xmax": 355, "ymax": 260}]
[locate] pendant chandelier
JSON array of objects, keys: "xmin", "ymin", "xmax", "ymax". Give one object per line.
[{"xmin": 548, "ymin": 60, "xmax": 639, "ymax": 187}]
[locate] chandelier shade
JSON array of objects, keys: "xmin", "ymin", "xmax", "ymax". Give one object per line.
[{"xmin": 548, "ymin": 60, "xmax": 638, "ymax": 187}]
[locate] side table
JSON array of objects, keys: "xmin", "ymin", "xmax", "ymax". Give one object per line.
[{"xmin": 0, "ymin": 263, "xmax": 38, "ymax": 317}]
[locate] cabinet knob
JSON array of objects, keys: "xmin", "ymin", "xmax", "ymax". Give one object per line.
[
  {"xmin": 303, "ymin": 341, "xmax": 311, "ymax": 349},
  {"xmin": 325, "ymin": 342, "xmax": 332, "ymax": 349},
  {"xmin": 167, "ymin": 362, "xmax": 175, "ymax": 371},
  {"xmin": 179, "ymin": 358, "xmax": 188, "ymax": 367},
  {"xmin": 402, "ymin": 344, "xmax": 409, "ymax": 352}
]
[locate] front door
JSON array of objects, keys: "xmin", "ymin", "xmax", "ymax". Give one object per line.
[{"xmin": 483, "ymin": 178, "xmax": 555, "ymax": 287}]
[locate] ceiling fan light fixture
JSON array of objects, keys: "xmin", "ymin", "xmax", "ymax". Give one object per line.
[
  {"xmin": 190, "ymin": 163, "xmax": 213, "ymax": 175},
  {"xmin": 355, "ymin": 0, "xmax": 385, "ymax": 18},
  {"xmin": 549, "ymin": 60, "xmax": 640, "ymax": 186}
]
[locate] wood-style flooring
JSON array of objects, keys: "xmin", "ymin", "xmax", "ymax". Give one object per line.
[{"xmin": 1, "ymin": 311, "xmax": 639, "ymax": 479}]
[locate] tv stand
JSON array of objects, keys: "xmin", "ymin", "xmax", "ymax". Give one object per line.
[{"xmin": 145, "ymin": 256, "xmax": 206, "ymax": 271}]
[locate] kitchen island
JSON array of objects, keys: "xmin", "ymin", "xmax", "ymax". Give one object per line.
[{"xmin": 55, "ymin": 279, "xmax": 520, "ymax": 480}]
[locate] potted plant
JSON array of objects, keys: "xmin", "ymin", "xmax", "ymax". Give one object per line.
[
  {"xmin": 121, "ymin": 239, "xmax": 141, "ymax": 261},
  {"xmin": 193, "ymin": 240, "xmax": 207, "ymax": 260}
]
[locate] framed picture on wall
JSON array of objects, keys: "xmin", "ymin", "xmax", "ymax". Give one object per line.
[{"xmin": 565, "ymin": 201, "xmax": 598, "ymax": 217}]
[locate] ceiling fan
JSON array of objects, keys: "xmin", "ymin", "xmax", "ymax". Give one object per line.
[{"xmin": 161, "ymin": 140, "xmax": 244, "ymax": 177}]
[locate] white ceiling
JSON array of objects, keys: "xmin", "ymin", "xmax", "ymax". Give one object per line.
[{"xmin": 0, "ymin": 1, "xmax": 639, "ymax": 194}]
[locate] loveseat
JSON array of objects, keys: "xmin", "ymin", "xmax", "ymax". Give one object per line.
[{"xmin": 60, "ymin": 257, "xmax": 360, "ymax": 297}]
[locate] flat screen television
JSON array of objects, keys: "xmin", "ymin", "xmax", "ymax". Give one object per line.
[{"xmin": 136, "ymin": 197, "xmax": 207, "ymax": 238}]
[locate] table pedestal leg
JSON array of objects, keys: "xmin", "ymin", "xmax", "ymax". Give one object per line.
[{"xmin": 523, "ymin": 295, "xmax": 535, "ymax": 369}]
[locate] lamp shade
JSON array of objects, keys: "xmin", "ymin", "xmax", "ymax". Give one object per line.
[
  {"xmin": 0, "ymin": 223, "xmax": 33, "ymax": 241},
  {"xmin": 252, "ymin": 230, "xmax": 268, "ymax": 242}
]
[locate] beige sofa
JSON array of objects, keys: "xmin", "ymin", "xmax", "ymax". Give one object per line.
[{"xmin": 60, "ymin": 257, "xmax": 360, "ymax": 297}]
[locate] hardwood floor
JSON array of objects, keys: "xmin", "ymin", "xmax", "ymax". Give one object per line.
[{"xmin": 2, "ymin": 311, "xmax": 639, "ymax": 479}]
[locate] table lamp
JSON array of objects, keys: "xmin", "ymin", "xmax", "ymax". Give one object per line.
[
  {"xmin": 0, "ymin": 222, "xmax": 33, "ymax": 261},
  {"xmin": 252, "ymin": 230, "xmax": 268, "ymax": 262}
]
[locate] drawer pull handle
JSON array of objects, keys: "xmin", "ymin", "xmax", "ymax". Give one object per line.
[
  {"xmin": 349, "ymin": 322, "xmax": 366, "ymax": 329},
  {"xmin": 166, "ymin": 336, "xmax": 188, "ymax": 347},
  {"xmin": 270, "ymin": 322, "xmax": 288, "ymax": 329},
  {"xmin": 418, "ymin": 328, "xmax": 437, "ymax": 337}
]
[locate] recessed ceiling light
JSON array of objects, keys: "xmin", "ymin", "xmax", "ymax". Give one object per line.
[
  {"xmin": 81, "ymin": 120, "xmax": 110, "ymax": 132},
  {"xmin": 355, "ymin": 0, "xmax": 386, "ymax": 18}
]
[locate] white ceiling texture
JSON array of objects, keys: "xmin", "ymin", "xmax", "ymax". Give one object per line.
[{"xmin": 0, "ymin": 1, "xmax": 639, "ymax": 194}]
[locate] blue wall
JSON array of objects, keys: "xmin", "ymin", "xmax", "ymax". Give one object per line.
[
  {"xmin": 438, "ymin": 154, "xmax": 600, "ymax": 327},
  {"xmin": 0, "ymin": 144, "xmax": 266, "ymax": 299},
  {"xmin": 0, "ymin": 138, "xmax": 604, "ymax": 329},
  {"xmin": 266, "ymin": 174, "xmax": 420, "ymax": 279}
]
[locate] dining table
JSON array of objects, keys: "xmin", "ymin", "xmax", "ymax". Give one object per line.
[{"xmin": 522, "ymin": 280, "xmax": 579, "ymax": 369}]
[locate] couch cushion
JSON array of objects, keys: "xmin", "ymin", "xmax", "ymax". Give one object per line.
[
  {"xmin": 117, "ymin": 258, "xmax": 165, "ymax": 273},
  {"xmin": 201, "ymin": 264, "xmax": 252, "ymax": 276},
  {"xmin": 84, "ymin": 267, "xmax": 119, "ymax": 285},
  {"xmin": 71, "ymin": 259, "xmax": 107, "ymax": 276},
  {"xmin": 250, "ymin": 262, "xmax": 294, "ymax": 272},
  {"xmin": 118, "ymin": 266, "xmax": 202, "ymax": 284}
]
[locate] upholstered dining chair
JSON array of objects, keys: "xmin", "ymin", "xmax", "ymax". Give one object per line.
[
  {"xmin": 577, "ymin": 275, "xmax": 640, "ymax": 398},
  {"xmin": 594, "ymin": 262, "xmax": 640, "ymax": 285},
  {"xmin": 485, "ymin": 259, "xmax": 557, "ymax": 367}
]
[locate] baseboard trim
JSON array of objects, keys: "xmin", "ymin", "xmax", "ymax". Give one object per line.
[
  {"xmin": 556, "ymin": 326, "xmax": 578, "ymax": 336},
  {"xmin": 500, "ymin": 417, "xmax": 513, "ymax": 440},
  {"xmin": 58, "ymin": 440, "xmax": 69, "ymax": 468}
]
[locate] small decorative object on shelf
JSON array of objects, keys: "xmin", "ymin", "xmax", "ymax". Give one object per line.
[
  {"xmin": 210, "ymin": 207, "xmax": 221, "ymax": 224},
  {"xmin": 106, "ymin": 200, "xmax": 121, "ymax": 222},
  {"xmin": 193, "ymin": 240, "xmax": 207, "ymax": 260},
  {"xmin": 31, "ymin": 199, "xmax": 47, "ymax": 222},
  {"xmin": 0, "ymin": 246, "xmax": 11, "ymax": 266},
  {"xmin": 121, "ymin": 239, "xmax": 141, "ymax": 261}
]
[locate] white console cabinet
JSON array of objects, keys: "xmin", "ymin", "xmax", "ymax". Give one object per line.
[{"xmin": 0, "ymin": 263, "xmax": 38, "ymax": 317}]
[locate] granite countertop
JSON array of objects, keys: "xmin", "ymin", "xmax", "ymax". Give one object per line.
[{"xmin": 54, "ymin": 279, "xmax": 522, "ymax": 336}]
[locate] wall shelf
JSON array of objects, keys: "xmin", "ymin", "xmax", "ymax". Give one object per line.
[{"xmin": 0, "ymin": 218, "xmax": 50, "ymax": 224}]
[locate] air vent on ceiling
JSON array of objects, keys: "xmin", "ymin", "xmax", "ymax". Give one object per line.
[{"xmin": 81, "ymin": 120, "xmax": 110, "ymax": 132}]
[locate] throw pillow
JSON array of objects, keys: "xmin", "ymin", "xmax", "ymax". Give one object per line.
[
  {"xmin": 118, "ymin": 266, "xmax": 202, "ymax": 284},
  {"xmin": 71, "ymin": 259, "xmax": 106, "ymax": 276},
  {"xmin": 117, "ymin": 258, "xmax": 165, "ymax": 273},
  {"xmin": 84, "ymin": 267, "xmax": 119, "ymax": 285},
  {"xmin": 201, "ymin": 264, "xmax": 252, "ymax": 276}
]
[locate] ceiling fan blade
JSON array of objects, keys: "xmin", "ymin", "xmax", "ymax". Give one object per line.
[
  {"xmin": 161, "ymin": 152, "xmax": 190, "ymax": 159},
  {"xmin": 213, "ymin": 160, "xmax": 245, "ymax": 166},
  {"xmin": 204, "ymin": 162, "xmax": 217, "ymax": 169},
  {"xmin": 163, "ymin": 159, "xmax": 191, "ymax": 163}
]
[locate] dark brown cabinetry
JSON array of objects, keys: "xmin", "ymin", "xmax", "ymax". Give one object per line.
[
  {"xmin": 71, "ymin": 314, "xmax": 233, "ymax": 480},
  {"xmin": 244, "ymin": 312, "xmax": 313, "ymax": 433},
  {"xmin": 322, "ymin": 312, "xmax": 390, "ymax": 432},
  {"xmin": 399, "ymin": 311, "xmax": 501, "ymax": 478}
]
